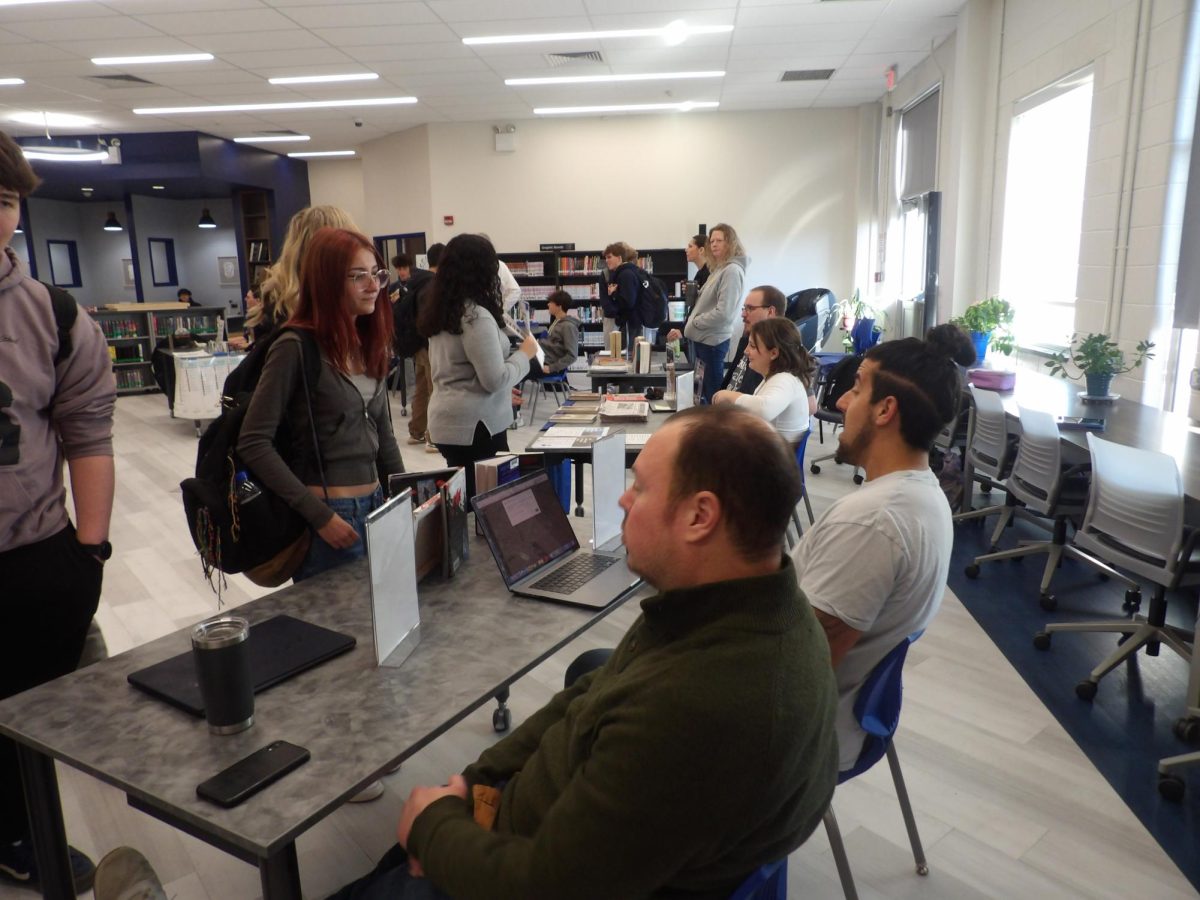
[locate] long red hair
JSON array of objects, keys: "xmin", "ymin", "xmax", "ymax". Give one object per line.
[{"xmin": 287, "ymin": 227, "xmax": 393, "ymax": 379}]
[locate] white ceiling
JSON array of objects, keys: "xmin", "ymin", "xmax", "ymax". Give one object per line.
[{"xmin": 0, "ymin": 0, "xmax": 964, "ymax": 151}]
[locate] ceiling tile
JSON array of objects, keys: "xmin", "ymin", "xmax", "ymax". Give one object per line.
[
  {"xmin": 189, "ymin": 30, "xmax": 329, "ymax": 54},
  {"xmin": 582, "ymin": 0, "xmax": 734, "ymax": 13},
  {"xmin": 132, "ymin": 9, "xmax": 300, "ymax": 36},
  {"xmin": 735, "ymin": 1, "xmax": 884, "ymax": 27},
  {"xmin": 429, "ymin": 0, "xmax": 589, "ymax": 22},
  {"xmin": 279, "ymin": 2, "xmax": 438, "ymax": 27},
  {"xmin": 4, "ymin": 16, "xmax": 161, "ymax": 42},
  {"xmin": 310, "ymin": 23, "xmax": 460, "ymax": 45}
]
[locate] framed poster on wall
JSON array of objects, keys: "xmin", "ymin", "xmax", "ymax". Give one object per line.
[
  {"xmin": 122, "ymin": 258, "xmax": 135, "ymax": 288},
  {"xmin": 217, "ymin": 256, "xmax": 239, "ymax": 287}
]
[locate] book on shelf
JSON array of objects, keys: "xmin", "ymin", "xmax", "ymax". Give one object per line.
[
  {"xmin": 505, "ymin": 260, "xmax": 545, "ymax": 277},
  {"xmin": 599, "ymin": 400, "xmax": 650, "ymax": 423}
]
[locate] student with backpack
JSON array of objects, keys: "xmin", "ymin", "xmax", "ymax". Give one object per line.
[
  {"xmin": 0, "ymin": 130, "xmax": 114, "ymax": 890},
  {"xmin": 236, "ymin": 227, "xmax": 404, "ymax": 583}
]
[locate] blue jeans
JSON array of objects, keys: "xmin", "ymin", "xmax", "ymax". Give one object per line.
[
  {"xmin": 293, "ymin": 487, "xmax": 383, "ymax": 583},
  {"xmin": 327, "ymin": 844, "xmax": 449, "ymax": 900},
  {"xmin": 692, "ymin": 339, "xmax": 730, "ymax": 404}
]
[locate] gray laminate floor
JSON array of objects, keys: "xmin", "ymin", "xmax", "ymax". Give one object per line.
[{"xmin": 5, "ymin": 376, "xmax": 1192, "ymax": 899}]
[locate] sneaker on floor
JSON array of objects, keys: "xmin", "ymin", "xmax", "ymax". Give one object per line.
[
  {"xmin": 383, "ymin": 760, "xmax": 403, "ymax": 775},
  {"xmin": 425, "ymin": 441, "xmax": 440, "ymax": 454},
  {"xmin": 92, "ymin": 847, "xmax": 165, "ymax": 900},
  {"xmin": 406, "ymin": 435, "xmax": 425, "ymax": 445},
  {"xmin": 349, "ymin": 780, "xmax": 385, "ymax": 802},
  {"xmin": 0, "ymin": 838, "xmax": 96, "ymax": 892}
]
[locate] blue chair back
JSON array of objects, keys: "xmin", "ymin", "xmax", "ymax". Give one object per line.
[
  {"xmin": 850, "ymin": 318, "xmax": 881, "ymax": 354},
  {"xmin": 541, "ymin": 370, "xmax": 569, "ymax": 384},
  {"xmin": 794, "ymin": 430, "xmax": 811, "ymax": 485},
  {"xmin": 728, "ymin": 859, "xmax": 787, "ymax": 900},
  {"xmin": 837, "ymin": 631, "xmax": 923, "ymax": 784}
]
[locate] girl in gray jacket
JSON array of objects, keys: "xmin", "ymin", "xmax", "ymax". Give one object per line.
[
  {"xmin": 681, "ymin": 223, "xmax": 749, "ymax": 403},
  {"xmin": 419, "ymin": 234, "xmax": 538, "ymax": 497}
]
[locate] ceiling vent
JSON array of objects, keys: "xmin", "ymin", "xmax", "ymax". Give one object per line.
[
  {"xmin": 86, "ymin": 73, "xmax": 158, "ymax": 88},
  {"xmin": 781, "ymin": 69, "xmax": 835, "ymax": 82},
  {"xmin": 544, "ymin": 50, "xmax": 605, "ymax": 68}
]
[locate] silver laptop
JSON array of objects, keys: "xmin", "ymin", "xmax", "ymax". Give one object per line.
[
  {"xmin": 364, "ymin": 490, "xmax": 421, "ymax": 668},
  {"xmin": 472, "ymin": 470, "xmax": 640, "ymax": 608}
]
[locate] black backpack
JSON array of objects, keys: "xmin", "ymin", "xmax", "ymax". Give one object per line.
[
  {"xmin": 819, "ymin": 355, "xmax": 863, "ymax": 413},
  {"xmin": 180, "ymin": 327, "xmax": 323, "ymax": 585},
  {"xmin": 42, "ymin": 282, "xmax": 78, "ymax": 365},
  {"xmin": 635, "ymin": 268, "xmax": 670, "ymax": 328}
]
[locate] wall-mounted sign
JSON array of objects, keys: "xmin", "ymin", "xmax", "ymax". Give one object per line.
[
  {"xmin": 443, "ymin": 215, "xmax": 454, "ymax": 226},
  {"xmin": 539, "ymin": 243, "xmax": 575, "ymax": 251}
]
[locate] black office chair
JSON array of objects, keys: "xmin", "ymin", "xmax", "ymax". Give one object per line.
[
  {"xmin": 809, "ymin": 355, "xmax": 864, "ymax": 485},
  {"xmin": 786, "ymin": 288, "xmax": 836, "ymax": 352}
]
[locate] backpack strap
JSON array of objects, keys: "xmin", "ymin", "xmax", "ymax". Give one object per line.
[
  {"xmin": 40, "ymin": 282, "xmax": 78, "ymax": 366},
  {"xmin": 288, "ymin": 328, "xmax": 329, "ymax": 501}
]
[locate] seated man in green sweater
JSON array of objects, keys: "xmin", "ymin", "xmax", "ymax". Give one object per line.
[{"xmin": 330, "ymin": 406, "xmax": 839, "ymax": 900}]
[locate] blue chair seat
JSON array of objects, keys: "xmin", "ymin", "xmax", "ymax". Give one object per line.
[{"xmin": 728, "ymin": 859, "xmax": 786, "ymax": 900}]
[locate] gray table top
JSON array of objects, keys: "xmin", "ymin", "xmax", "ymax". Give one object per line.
[
  {"xmin": 526, "ymin": 409, "xmax": 674, "ymax": 460},
  {"xmin": 976, "ymin": 369, "xmax": 1200, "ymax": 501},
  {"xmin": 0, "ymin": 541, "xmax": 636, "ymax": 859}
]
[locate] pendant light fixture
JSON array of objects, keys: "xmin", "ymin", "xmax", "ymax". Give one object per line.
[
  {"xmin": 197, "ymin": 208, "xmax": 217, "ymax": 229},
  {"xmin": 103, "ymin": 210, "xmax": 123, "ymax": 232}
]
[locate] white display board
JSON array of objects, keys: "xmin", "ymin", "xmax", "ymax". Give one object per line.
[
  {"xmin": 591, "ymin": 432, "xmax": 626, "ymax": 553},
  {"xmin": 365, "ymin": 491, "xmax": 421, "ymax": 668},
  {"xmin": 173, "ymin": 352, "xmax": 242, "ymax": 421}
]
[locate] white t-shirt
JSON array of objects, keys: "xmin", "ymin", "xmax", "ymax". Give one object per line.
[
  {"xmin": 791, "ymin": 467, "xmax": 952, "ymax": 770},
  {"xmin": 735, "ymin": 372, "xmax": 810, "ymax": 442},
  {"xmin": 498, "ymin": 260, "xmax": 522, "ymax": 315}
]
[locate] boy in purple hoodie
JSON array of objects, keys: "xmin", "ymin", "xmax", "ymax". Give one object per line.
[{"xmin": 0, "ymin": 129, "xmax": 115, "ymax": 891}]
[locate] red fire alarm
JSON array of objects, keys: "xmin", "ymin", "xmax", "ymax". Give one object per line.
[
  {"xmin": 443, "ymin": 215, "xmax": 454, "ymax": 226},
  {"xmin": 885, "ymin": 65, "xmax": 897, "ymax": 92}
]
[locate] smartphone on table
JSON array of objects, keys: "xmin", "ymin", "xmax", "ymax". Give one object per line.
[{"xmin": 196, "ymin": 740, "xmax": 310, "ymax": 808}]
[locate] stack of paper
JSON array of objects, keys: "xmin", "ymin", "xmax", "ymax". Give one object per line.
[{"xmin": 599, "ymin": 400, "xmax": 650, "ymax": 423}]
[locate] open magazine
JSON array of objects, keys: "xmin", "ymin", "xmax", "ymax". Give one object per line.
[{"xmin": 387, "ymin": 467, "xmax": 469, "ymax": 579}]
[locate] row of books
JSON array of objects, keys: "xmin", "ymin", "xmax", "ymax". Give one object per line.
[
  {"xmin": 156, "ymin": 315, "xmax": 220, "ymax": 334},
  {"xmin": 96, "ymin": 318, "xmax": 147, "ymax": 339},
  {"xmin": 506, "ymin": 259, "xmax": 545, "ymax": 277},
  {"xmin": 558, "ymin": 255, "xmax": 657, "ymax": 275},
  {"xmin": 115, "ymin": 369, "xmax": 150, "ymax": 390},
  {"xmin": 520, "ymin": 285, "xmax": 558, "ymax": 302}
]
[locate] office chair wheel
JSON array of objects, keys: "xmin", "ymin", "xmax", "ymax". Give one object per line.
[
  {"xmin": 916, "ymin": 863, "xmax": 930, "ymax": 876},
  {"xmin": 980, "ymin": 480, "xmax": 993, "ymax": 494},
  {"xmin": 1075, "ymin": 680, "xmax": 1098, "ymax": 702},
  {"xmin": 1158, "ymin": 774, "xmax": 1186, "ymax": 802},
  {"xmin": 1038, "ymin": 592, "xmax": 1057, "ymax": 612},
  {"xmin": 810, "ymin": 463, "xmax": 821, "ymax": 475},
  {"xmin": 964, "ymin": 563, "xmax": 980, "ymax": 579},
  {"xmin": 493, "ymin": 707, "xmax": 512, "ymax": 733},
  {"xmin": 853, "ymin": 473, "xmax": 864, "ymax": 485},
  {"xmin": 1032, "ymin": 631, "xmax": 1052, "ymax": 651},
  {"xmin": 1122, "ymin": 589, "xmax": 1141, "ymax": 612},
  {"xmin": 1173, "ymin": 717, "xmax": 1200, "ymax": 744}
]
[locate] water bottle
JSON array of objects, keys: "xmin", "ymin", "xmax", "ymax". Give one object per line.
[{"xmin": 234, "ymin": 470, "xmax": 262, "ymax": 505}]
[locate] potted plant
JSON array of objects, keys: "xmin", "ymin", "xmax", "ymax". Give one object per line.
[
  {"xmin": 1045, "ymin": 333, "xmax": 1155, "ymax": 398},
  {"xmin": 952, "ymin": 297, "xmax": 1015, "ymax": 365},
  {"xmin": 837, "ymin": 290, "xmax": 887, "ymax": 353}
]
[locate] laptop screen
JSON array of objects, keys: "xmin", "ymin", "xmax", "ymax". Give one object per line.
[{"xmin": 473, "ymin": 471, "xmax": 579, "ymax": 586}]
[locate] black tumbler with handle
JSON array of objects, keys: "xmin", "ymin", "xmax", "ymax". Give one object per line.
[{"xmin": 192, "ymin": 616, "xmax": 254, "ymax": 735}]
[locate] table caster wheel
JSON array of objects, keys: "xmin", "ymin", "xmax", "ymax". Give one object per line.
[
  {"xmin": 964, "ymin": 563, "xmax": 980, "ymax": 579},
  {"xmin": 493, "ymin": 706, "xmax": 512, "ymax": 733},
  {"xmin": 1033, "ymin": 632, "xmax": 1052, "ymax": 651},
  {"xmin": 1158, "ymin": 774, "xmax": 1185, "ymax": 802},
  {"xmin": 1075, "ymin": 680, "xmax": 1098, "ymax": 701},
  {"xmin": 916, "ymin": 863, "xmax": 930, "ymax": 876},
  {"xmin": 1039, "ymin": 592, "xmax": 1057, "ymax": 612},
  {"xmin": 853, "ymin": 473, "xmax": 864, "ymax": 485},
  {"xmin": 1174, "ymin": 717, "xmax": 1200, "ymax": 744},
  {"xmin": 1122, "ymin": 589, "xmax": 1141, "ymax": 612},
  {"xmin": 810, "ymin": 463, "xmax": 821, "ymax": 475}
]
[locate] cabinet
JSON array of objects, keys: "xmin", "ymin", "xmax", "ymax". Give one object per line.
[
  {"xmin": 500, "ymin": 248, "xmax": 688, "ymax": 350},
  {"xmin": 90, "ymin": 305, "xmax": 225, "ymax": 395}
]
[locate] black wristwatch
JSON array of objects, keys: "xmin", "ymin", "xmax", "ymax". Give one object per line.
[{"xmin": 78, "ymin": 539, "xmax": 113, "ymax": 561}]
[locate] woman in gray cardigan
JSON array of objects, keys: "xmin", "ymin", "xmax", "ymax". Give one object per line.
[{"xmin": 419, "ymin": 234, "xmax": 537, "ymax": 497}]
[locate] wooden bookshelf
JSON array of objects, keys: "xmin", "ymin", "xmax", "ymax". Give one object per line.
[{"xmin": 239, "ymin": 190, "xmax": 272, "ymax": 286}]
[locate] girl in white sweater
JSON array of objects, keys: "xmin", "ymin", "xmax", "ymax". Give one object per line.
[{"xmin": 713, "ymin": 317, "xmax": 814, "ymax": 443}]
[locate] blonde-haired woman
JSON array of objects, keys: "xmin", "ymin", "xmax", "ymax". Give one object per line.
[
  {"xmin": 245, "ymin": 204, "xmax": 358, "ymax": 343},
  {"xmin": 682, "ymin": 222, "xmax": 748, "ymax": 403}
]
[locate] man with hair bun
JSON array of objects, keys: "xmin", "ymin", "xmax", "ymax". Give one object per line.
[{"xmin": 792, "ymin": 336, "xmax": 961, "ymax": 772}]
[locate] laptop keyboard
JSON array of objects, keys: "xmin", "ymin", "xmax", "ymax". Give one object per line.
[{"xmin": 529, "ymin": 554, "xmax": 619, "ymax": 594}]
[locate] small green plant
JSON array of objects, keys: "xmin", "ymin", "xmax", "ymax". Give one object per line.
[
  {"xmin": 1045, "ymin": 333, "xmax": 1155, "ymax": 379},
  {"xmin": 952, "ymin": 297, "xmax": 1016, "ymax": 356}
]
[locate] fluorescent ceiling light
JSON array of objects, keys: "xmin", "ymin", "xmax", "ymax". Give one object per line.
[
  {"xmin": 287, "ymin": 150, "xmax": 355, "ymax": 158},
  {"xmin": 268, "ymin": 73, "xmax": 378, "ymax": 85},
  {"xmin": 0, "ymin": 78, "xmax": 25, "ymax": 86},
  {"xmin": 464, "ymin": 19, "xmax": 731, "ymax": 46},
  {"xmin": 151, "ymin": 185, "xmax": 165, "ymax": 190},
  {"xmin": 22, "ymin": 147, "xmax": 108, "ymax": 162},
  {"xmin": 507, "ymin": 70, "xmax": 724, "ymax": 87},
  {"xmin": 92, "ymin": 53, "xmax": 214, "ymax": 66},
  {"xmin": 10, "ymin": 111, "xmax": 94, "ymax": 127},
  {"xmin": 134, "ymin": 96, "xmax": 416, "ymax": 115},
  {"xmin": 534, "ymin": 100, "xmax": 719, "ymax": 115},
  {"xmin": 0, "ymin": 0, "xmax": 86, "ymax": 6},
  {"xmin": 233, "ymin": 134, "xmax": 311, "ymax": 143}
]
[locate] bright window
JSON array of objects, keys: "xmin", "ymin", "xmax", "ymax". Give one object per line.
[{"xmin": 999, "ymin": 68, "xmax": 1094, "ymax": 348}]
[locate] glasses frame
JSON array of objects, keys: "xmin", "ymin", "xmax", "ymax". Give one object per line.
[{"xmin": 348, "ymin": 268, "xmax": 389, "ymax": 290}]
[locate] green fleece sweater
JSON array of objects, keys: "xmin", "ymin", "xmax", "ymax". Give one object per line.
[{"xmin": 407, "ymin": 558, "xmax": 838, "ymax": 900}]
